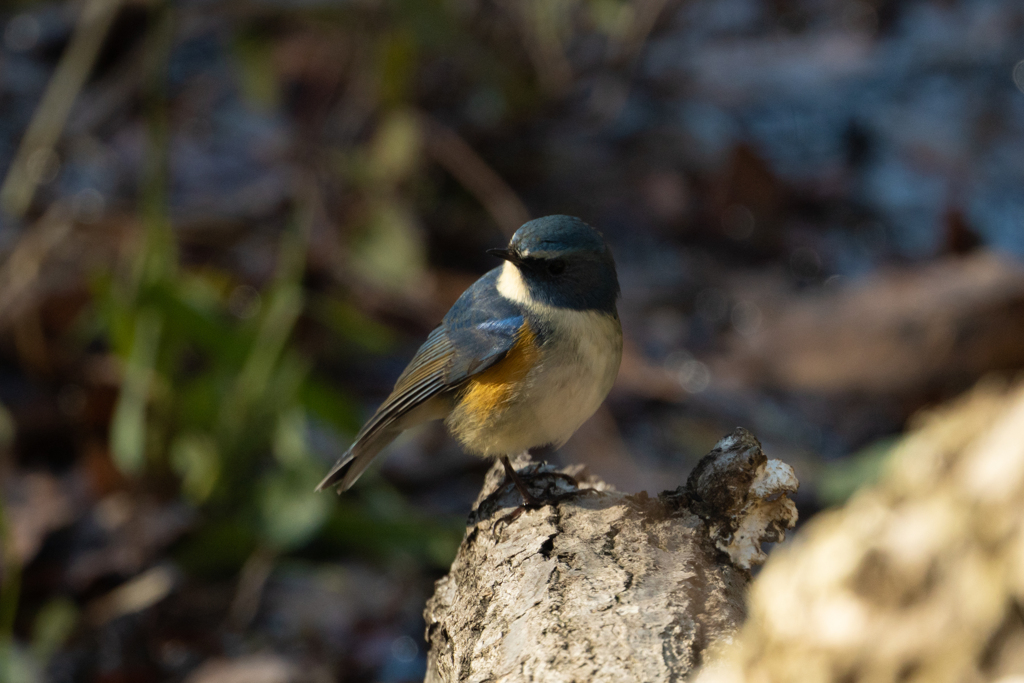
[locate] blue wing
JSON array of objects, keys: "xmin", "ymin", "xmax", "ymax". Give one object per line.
[{"xmin": 316, "ymin": 269, "xmax": 526, "ymax": 492}]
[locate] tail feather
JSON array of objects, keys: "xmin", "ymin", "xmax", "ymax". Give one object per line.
[
  {"xmin": 315, "ymin": 393, "xmax": 451, "ymax": 494},
  {"xmin": 314, "ymin": 429, "xmax": 400, "ymax": 493},
  {"xmin": 314, "ymin": 453, "xmax": 354, "ymax": 492}
]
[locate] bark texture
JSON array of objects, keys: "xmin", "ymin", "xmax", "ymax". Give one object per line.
[
  {"xmin": 696, "ymin": 379, "xmax": 1024, "ymax": 683},
  {"xmin": 424, "ymin": 428, "xmax": 798, "ymax": 683}
]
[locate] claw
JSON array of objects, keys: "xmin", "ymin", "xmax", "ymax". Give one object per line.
[{"xmin": 500, "ymin": 454, "xmax": 542, "ymax": 506}]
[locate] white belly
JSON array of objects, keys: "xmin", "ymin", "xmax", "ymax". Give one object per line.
[{"xmin": 453, "ymin": 309, "xmax": 623, "ymax": 456}]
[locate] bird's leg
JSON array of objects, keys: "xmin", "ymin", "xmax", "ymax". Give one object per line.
[{"xmin": 499, "ymin": 454, "xmax": 541, "ymax": 507}]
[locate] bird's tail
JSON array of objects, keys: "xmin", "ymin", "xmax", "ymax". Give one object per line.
[{"xmin": 314, "ymin": 428, "xmax": 400, "ymax": 493}]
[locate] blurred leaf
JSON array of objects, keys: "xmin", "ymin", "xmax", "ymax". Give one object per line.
[
  {"xmin": 273, "ymin": 407, "xmax": 308, "ymax": 468},
  {"xmin": 220, "ymin": 284, "xmax": 303, "ymax": 438},
  {"xmin": 377, "ymin": 28, "xmax": 417, "ymax": 107},
  {"xmin": 137, "ymin": 215, "xmax": 176, "ymax": 291},
  {"xmin": 369, "ymin": 109, "xmax": 422, "ymax": 183},
  {"xmin": 232, "ymin": 30, "xmax": 279, "ymax": 110},
  {"xmin": 144, "ymin": 281, "xmax": 250, "ymax": 367},
  {"xmin": 110, "ymin": 309, "xmax": 163, "ymax": 474},
  {"xmin": 587, "ymin": 0, "xmax": 633, "ymax": 38},
  {"xmin": 29, "ymin": 598, "xmax": 77, "ymax": 664},
  {"xmin": 299, "ymin": 379, "xmax": 362, "ymax": 436},
  {"xmin": 177, "ymin": 374, "xmax": 225, "ymax": 432},
  {"xmin": 392, "ymin": 0, "xmax": 460, "ymax": 49},
  {"xmin": 318, "ymin": 501, "xmax": 462, "ymax": 568},
  {"xmin": 259, "ymin": 464, "xmax": 331, "ymax": 552},
  {"xmin": 174, "ymin": 519, "xmax": 258, "ymax": 579},
  {"xmin": 89, "ymin": 272, "xmax": 137, "ymax": 357},
  {"xmin": 311, "ymin": 296, "xmax": 396, "ymax": 354},
  {"xmin": 220, "ymin": 221, "xmax": 309, "ymax": 436},
  {"xmin": 170, "ymin": 432, "xmax": 221, "ymax": 504},
  {"xmin": 818, "ymin": 437, "xmax": 900, "ymax": 507},
  {"xmin": 352, "ymin": 201, "xmax": 425, "ymax": 291},
  {"xmin": 178, "ymin": 270, "xmax": 233, "ymax": 314},
  {"xmin": 361, "ymin": 478, "xmax": 414, "ymax": 520},
  {"xmin": 258, "ymin": 407, "xmax": 333, "ymax": 550},
  {"xmin": 0, "ymin": 641, "xmax": 40, "ymax": 683},
  {"xmin": 262, "ymin": 353, "xmax": 311, "ymax": 433}
]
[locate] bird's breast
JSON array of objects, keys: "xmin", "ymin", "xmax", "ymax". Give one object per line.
[
  {"xmin": 528, "ymin": 309, "xmax": 622, "ymax": 443},
  {"xmin": 456, "ymin": 320, "xmax": 542, "ymax": 422},
  {"xmin": 448, "ymin": 308, "xmax": 622, "ymax": 456}
]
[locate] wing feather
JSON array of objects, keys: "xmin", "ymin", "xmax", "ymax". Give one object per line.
[{"xmin": 316, "ymin": 270, "xmax": 528, "ymax": 492}]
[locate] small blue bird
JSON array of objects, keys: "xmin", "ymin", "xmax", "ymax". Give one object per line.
[{"xmin": 315, "ymin": 215, "xmax": 622, "ymax": 503}]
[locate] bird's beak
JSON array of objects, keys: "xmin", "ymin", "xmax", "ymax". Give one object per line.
[{"xmin": 487, "ymin": 248, "xmax": 525, "ymax": 266}]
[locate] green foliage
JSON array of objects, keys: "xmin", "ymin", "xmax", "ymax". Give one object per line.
[
  {"xmin": 377, "ymin": 28, "xmax": 418, "ymax": 108},
  {"xmin": 818, "ymin": 437, "xmax": 901, "ymax": 507},
  {"xmin": 98, "ymin": 211, "xmax": 336, "ymax": 543},
  {"xmin": 170, "ymin": 432, "xmax": 220, "ymax": 504},
  {"xmin": 260, "ymin": 408, "xmax": 332, "ymax": 552},
  {"xmin": 309, "ymin": 297, "xmax": 396, "ymax": 356},
  {"xmin": 110, "ymin": 309, "xmax": 163, "ymax": 474},
  {"xmin": 0, "ymin": 641, "xmax": 39, "ymax": 683},
  {"xmin": 318, "ymin": 498, "xmax": 463, "ymax": 569},
  {"xmin": 29, "ymin": 599, "xmax": 78, "ymax": 665},
  {"xmin": 90, "ymin": 0, "xmax": 652, "ymax": 583},
  {"xmin": 94, "ymin": 165, "xmax": 458, "ymax": 574},
  {"xmin": 173, "ymin": 518, "xmax": 258, "ymax": 579},
  {"xmin": 231, "ymin": 29, "xmax": 280, "ymax": 110},
  {"xmin": 93, "ymin": 39, "xmax": 369, "ymax": 556},
  {"xmin": 0, "ymin": 553, "xmax": 74, "ymax": 683}
]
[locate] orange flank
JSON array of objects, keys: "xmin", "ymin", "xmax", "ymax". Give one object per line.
[{"xmin": 458, "ymin": 321, "xmax": 541, "ymax": 421}]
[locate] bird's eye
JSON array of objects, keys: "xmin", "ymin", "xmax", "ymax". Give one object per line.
[{"xmin": 546, "ymin": 260, "xmax": 566, "ymax": 276}]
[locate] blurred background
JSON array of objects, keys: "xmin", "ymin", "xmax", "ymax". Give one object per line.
[{"xmin": 0, "ymin": 0, "xmax": 1022, "ymax": 680}]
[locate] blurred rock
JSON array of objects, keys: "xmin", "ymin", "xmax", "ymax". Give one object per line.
[
  {"xmin": 696, "ymin": 378, "xmax": 1024, "ymax": 683},
  {"xmin": 184, "ymin": 654, "xmax": 305, "ymax": 683},
  {"xmin": 4, "ymin": 471, "xmax": 78, "ymax": 563}
]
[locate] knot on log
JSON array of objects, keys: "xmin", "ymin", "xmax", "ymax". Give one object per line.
[
  {"xmin": 682, "ymin": 427, "xmax": 799, "ymax": 570},
  {"xmin": 424, "ymin": 428, "xmax": 799, "ymax": 683}
]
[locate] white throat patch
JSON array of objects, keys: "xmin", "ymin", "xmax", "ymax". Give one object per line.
[{"xmin": 496, "ymin": 260, "xmax": 533, "ymax": 306}]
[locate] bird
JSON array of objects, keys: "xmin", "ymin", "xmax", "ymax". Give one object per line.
[{"xmin": 315, "ymin": 215, "xmax": 622, "ymax": 504}]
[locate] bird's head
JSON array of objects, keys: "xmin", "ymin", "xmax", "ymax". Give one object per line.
[{"xmin": 488, "ymin": 215, "xmax": 619, "ymax": 313}]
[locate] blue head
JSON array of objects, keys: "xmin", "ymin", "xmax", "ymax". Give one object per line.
[{"xmin": 488, "ymin": 215, "xmax": 619, "ymax": 313}]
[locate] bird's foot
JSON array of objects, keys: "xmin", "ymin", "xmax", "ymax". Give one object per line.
[
  {"xmin": 493, "ymin": 463, "xmax": 594, "ymax": 528},
  {"xmin": 499, "ymin": 454, "xmax": 543, "ymax": 507},
  {"xmin": 497, "ymin": 455, "xmax": 586, "ymax": 508}
]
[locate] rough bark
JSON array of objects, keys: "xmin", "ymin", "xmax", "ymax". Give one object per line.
[
  {"xmin": 696, "ymin": 379, "xmax": 1024, "ymax": 683},
  {"xmin": 424, "ymin": 428, "xmax": 799, "ymax": 683}
]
